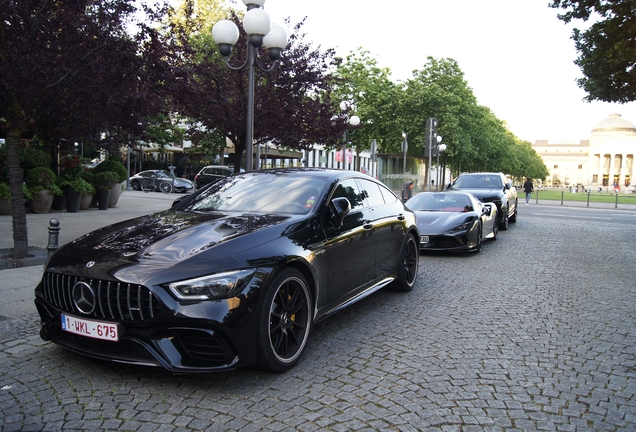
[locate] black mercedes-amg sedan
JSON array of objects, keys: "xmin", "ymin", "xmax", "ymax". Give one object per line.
[{"xmin": 35, "ymin": 168, "xmax": 419, "ymax": 372}]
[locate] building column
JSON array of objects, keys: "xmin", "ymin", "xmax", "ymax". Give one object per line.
[
  {"xmin": 609, "ymin": 153, "xmax": 616, "ymax": 187},
  {"xmin": 617, "ymin": 154, "xmax": 625, "ymax": 187},
  {"xmin": 597, "ymin": 154, "xmax": 604, "ymax": 186}
]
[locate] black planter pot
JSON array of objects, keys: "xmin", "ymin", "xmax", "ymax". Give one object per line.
[
  {"xmin": 51, "ymin": 194, "xmax": 66, "ymax": 211},
  {"xmin": 96, "ymin": 189, "xmax": 111, "ymax": 210},
  {"xmin": 64, "ymin": 186, "xmax": 81, "ymax": 213}
]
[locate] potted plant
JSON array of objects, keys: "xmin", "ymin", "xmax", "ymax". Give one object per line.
[
  {"xmin": 0, "ymin": 183, "xmax": 32, "ymax": 215},
  {"xmin": 60, "ymin": 177, "xmax": 94, "ymax": 213},
  {"xmin": 93, "ymin": 171, "xmax": 118, "ymax": 210},
  {"xmin": 51, "ymin": 176, "xmax": 66, "ymax": 210},
  {"xmin": 25, "ymin": 167, "xmax": 62, "ymax": 214},
  {"xmin": 93, "ymin": 159, "xmax": 128, "ymax": 208},
  {"xmin": 79, "ymin": 170, "xmax": 95, "ymax": 210}
]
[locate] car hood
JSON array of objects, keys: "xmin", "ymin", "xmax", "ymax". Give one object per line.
[
  {"xmin": 174, "ymin": 177, "xmax": 192, "ymax": 187},
  {"xmin": 47, "ymin": 210, "xmax": 306, "ymax": 285},
  {"xmin": 414, "ymin": 211, "xmax": 476, "ymax": 234},
  {"xmin": 448, "ymin": 187, "xmax": 501, "ymax": 200}
]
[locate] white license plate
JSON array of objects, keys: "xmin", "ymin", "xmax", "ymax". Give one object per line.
[
  {"xmin": 62, "ymin": 314, "xmax": 119, "ymax": 341},
  {"xmin": 421, "ymin": 235, "xmax": 430, "ymax": 243}
]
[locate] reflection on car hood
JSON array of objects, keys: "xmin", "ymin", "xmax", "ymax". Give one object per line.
[
  {"xmin": 414, "ymin": 210, "xmax": 476, "ymax": 234},
  {"xmin": 48, "ymin": 210, "xmax": 300, "ymax": 284},
  {"xmin": 174, "ymin": 178, "xmax": 192, "ymax": 187},
  {"xmin": 448, "ymin": 187, "xmax": 500, "ymax": 200}
]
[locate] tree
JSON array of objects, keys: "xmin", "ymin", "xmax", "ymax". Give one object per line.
[
  {"xmin": 550, "ymin": 0, "xmax": 636, "ymax": 103},
  {"xmin": 1, "ymin": 0, "xmax": 171, "ymax": 259},
  {"xmin": 333, "ymin": 49, "xmax": 403, "ymax": 166},
  {"xmin": 170, "ymin": 12, "xmax": 347, "ymax": 173}
]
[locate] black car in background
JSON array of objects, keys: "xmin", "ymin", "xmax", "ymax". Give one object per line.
[
  {"xmin": 34, "ymin": 169, "xmax": 419, "ymax": 372},
  {"xmin": 447, "ymin": 172, "xmax": 517, "ymax": 230},
  {"xmin": 194, "ymin": 165, "xmax": 234, "ymax": 189}
]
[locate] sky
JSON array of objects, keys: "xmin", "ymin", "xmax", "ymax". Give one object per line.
[{"xmin": 259, "ymin": 0, "xmax": 636, "ymax": 143}]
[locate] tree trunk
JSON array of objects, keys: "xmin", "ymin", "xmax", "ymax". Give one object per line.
[{"xmin": 7, "ymin": 128, "xmax": 30, "ymax": 259}]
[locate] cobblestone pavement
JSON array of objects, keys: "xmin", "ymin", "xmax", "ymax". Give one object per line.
[{"xmin": 1, "ymin": 214, "xmax": 635, "ymax": 431}]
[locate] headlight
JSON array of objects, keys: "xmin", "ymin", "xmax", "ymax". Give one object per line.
[
  {"xmin": 168, "ymin": 269, "xmax": 256, "ymax": 300},
  {"xmin": 450, "ymin": 218, "xmax": 475, "ymax": 232}
]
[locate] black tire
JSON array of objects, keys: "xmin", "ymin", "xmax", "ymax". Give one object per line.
[
  {"xmin": 499, "ymin": 209, "xmax": 509, "ymax": 230},
  {"xmin": 256, "ymin": 268, "xmax": 312, "ymax": 372},
  {"xmin": 131, "ymin": 180, "xmax": 141, "ymax": 191},
  {"xmin": 509, "ymin": 202, "xmax": 518, "ymax": 223},
  {"xmin": 492, "ymin": 218, "xmax": 499, "ymax": 241},
  {"xmin": 389, "ymin": 234, "xmax": 419, "ymax": 292},
  {"xmin": 475, "ymin": 222, "xmax": 483, "ymax": 252}
]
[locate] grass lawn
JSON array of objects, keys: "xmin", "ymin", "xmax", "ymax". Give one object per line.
[{"xmin": 529, "ymin": 189, "xmax": 636, "ymax": 205}]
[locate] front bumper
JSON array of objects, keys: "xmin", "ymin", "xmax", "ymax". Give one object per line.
[
  {"xmin": 34, "ymin": 270, "xmax": 269, "ymax": 372},
  {"xmin": 419, "ymin": 232, "xmax": 478, "ymax": 252}
]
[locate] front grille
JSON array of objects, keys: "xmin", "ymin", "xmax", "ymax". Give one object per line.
[{"xmin": 42, "ymin": 272, "xmax": 160, "ymax": 322}]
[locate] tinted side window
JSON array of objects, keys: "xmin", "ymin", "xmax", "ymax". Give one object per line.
[
  {"xmin": 378, "ymin": 183, "xmax": 399, "ymax": 204},
  {"xmin": 357, "ymin": 179, "xmax": 385, "ymax": 206},
  {"xmin": 331, "ymin": 179, "xmax": 364, "ymax": 210}
]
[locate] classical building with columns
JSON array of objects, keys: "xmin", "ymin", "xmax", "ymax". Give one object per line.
[{"xmin": 532, "ymin": 113, "xmax": 636, "ymax": 190}]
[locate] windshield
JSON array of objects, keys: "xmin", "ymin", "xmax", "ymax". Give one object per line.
[
  {"xmin": 407, "ymin": 193, "xmax": 473, "ymax": 212},
  {"xmin": 453, "ymin": 175, "xmax": 502, "ymax": 189},
  {"xmin": 183, "ymin": 172, "xmax": 327, "ymax": 215}
]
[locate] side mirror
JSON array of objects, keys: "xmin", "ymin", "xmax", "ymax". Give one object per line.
[
  {"xmin": 329, "ymin": 197, "xmax": 351, "ymax": 228},
  {"xmin": 504, "ymin": 182, "xmax": 511, "ymax": 190},
  {"xmin": 171, "ymin": 196, "xmax": 183, "ymax": 208}
]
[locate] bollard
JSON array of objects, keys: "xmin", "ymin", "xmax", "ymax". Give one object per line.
[
  {"xmin": 587, "ymin": 191, "xmax": 590, "ymax": 207},
  {"xmin": 561, "ymin": 191, "xmax": 564, "ymax": 205},
  {"xmin": 47, "ymin": 218, "xmax": 60, "ymax": 259},
  {"xmin": 615, "ymin": 193, "xmax": 619, "ymax": 209}
]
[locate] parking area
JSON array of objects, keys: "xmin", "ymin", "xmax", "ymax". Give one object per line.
[{"xmin": 1, "ymin": 205, "xmax": 635, "ymax": 430}]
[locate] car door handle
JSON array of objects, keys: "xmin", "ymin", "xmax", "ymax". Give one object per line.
[
  {"xmin": 363, "ymin": 220, "xmax": 373, "ymax": 230},
  {"xmin": 397, "ymin": 214, "xmax": 405, "ymax": 220}
]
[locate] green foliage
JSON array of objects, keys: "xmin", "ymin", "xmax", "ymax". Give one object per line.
[
  {"xmin": 60, "ymin": 177, "xmax": 95, "ymax": 194},
  {"xmin": 26, "ymin": 167, "xmax": 57, "ymax": 188},
  {"xmin": 0, "ymin": 183, "xmax": 32, "ymax": 201},
  {"xmin": 92, "ymin": 171, "xmax": 119, "ymax": 191},
  {"xmin": 79, "ymin": 170, "xmax": 94, "ymax": 185},
  {"xmin": 1, "ymin": 143, "xmax": 52, "ymax": 183},
  {"xmin": 19, "ymin": 147, "xmax": 52, "ymax": 171},
  {"xmin": 0, "ymin": 183, "xmax": 10, "ymax": 200},
  {"xmin": 334, "ymin": 49, "xmax": 402, "ymax": 156},
  {"xmin": 93, "ymin": 159, "xmax": 128, "ymax": 183},
  {"xmin": 25, "ymin": 167, "xmax": 63, "ymax": 195},
  {"xmin": 550, "ymin": 0, "xmax": 636, "ymax": 102},
  {"xmin": 144, "ymin": 113, "xmax": 186, "ymax": 149},
  {"xmin": 333, "ymin": 53, "xmax": 549, "ymax": 179}
]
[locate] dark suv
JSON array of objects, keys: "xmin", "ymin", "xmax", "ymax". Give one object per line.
[
  {"xmin": 194, "ymin": 165, "xmax": 234, "ymax": 189},
  {"xmin": 447, "ymin": 172, "xmax": 518, "ymax": 230}
]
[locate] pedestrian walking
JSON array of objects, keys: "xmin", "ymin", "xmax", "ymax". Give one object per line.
[{"xmin": 523, "ymin": 177, "xmax": 534, "ymax": 205}]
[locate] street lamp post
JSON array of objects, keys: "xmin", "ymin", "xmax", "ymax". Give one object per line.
[
  {"xmin": 436, "ymin": 143, "xmax": 446, "ymax": 191},
  {"xmin": 402, "ymin": 132, "xmax": 408, "ymax": 200},
  {"xmin": 212, "ymin": 0, "xmax": 288, "ymax": 172},
  {"xmin": 339, "ymin": 101, "xmax": 360, "ymax": 170}
]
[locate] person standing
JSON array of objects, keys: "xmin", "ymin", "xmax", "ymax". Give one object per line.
[{"xmin": 523, "ymin": 177, "xmax": 534, "ymax": 205}]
